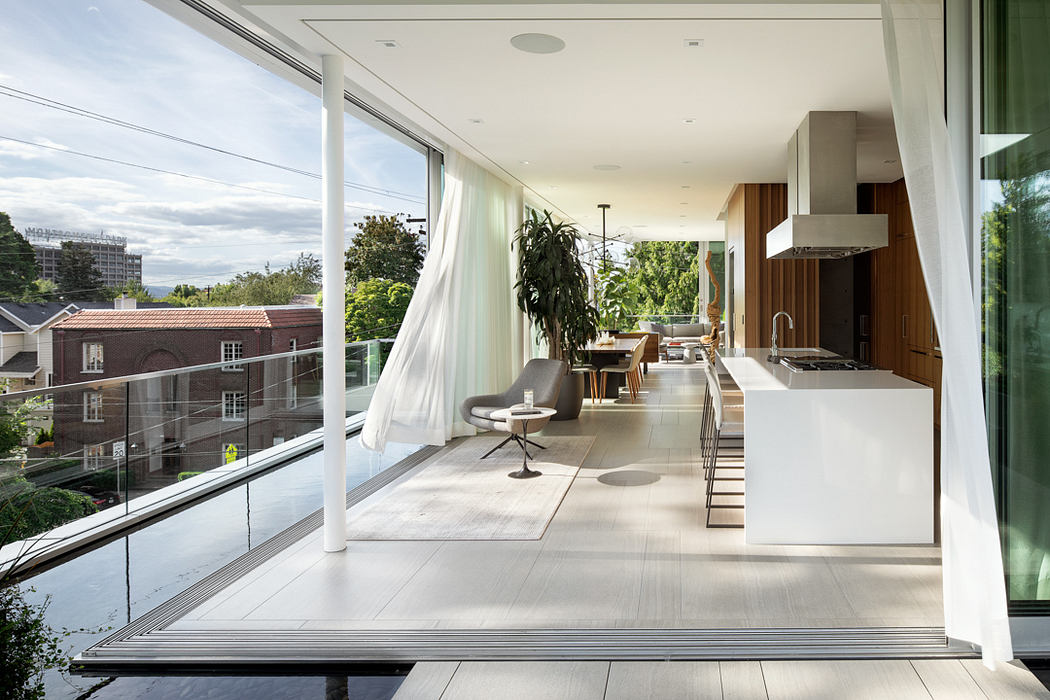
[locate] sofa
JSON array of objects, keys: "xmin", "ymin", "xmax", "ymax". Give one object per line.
[{"xmin": 638, "ymin": 321, "xmax": 712, "ymax": 360}]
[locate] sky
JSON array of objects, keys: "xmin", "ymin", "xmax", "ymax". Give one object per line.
[{"xmin": 0, "ymin": 0, "xmax": 427, "ymax": 291}]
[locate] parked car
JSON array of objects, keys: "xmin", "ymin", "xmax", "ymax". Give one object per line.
[{"xmin": 74, "ymin": 485, "xmax": 121, "ymax": 509}]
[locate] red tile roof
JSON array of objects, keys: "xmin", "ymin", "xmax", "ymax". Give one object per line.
[{"xmin": 53, "ymin": 307, "xmax": 322, "ymax": 330}]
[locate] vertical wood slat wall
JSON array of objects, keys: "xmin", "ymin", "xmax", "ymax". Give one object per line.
[
  {"xmin": 727, "ymin": 183, "xmax": 820, "ymax": 349},
  {"xmin": 866, "ymin": 179, "xmax": 942, "ymax": 427}
]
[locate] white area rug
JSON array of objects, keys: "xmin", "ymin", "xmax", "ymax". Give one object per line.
[{"xmin": 347, "ymin": 434, "xmax": 595, "ymax": 540}]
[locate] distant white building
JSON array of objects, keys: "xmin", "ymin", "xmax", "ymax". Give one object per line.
[{"xmin": 24, "ymin": 228, "xmax": 143, "ymax": 289}]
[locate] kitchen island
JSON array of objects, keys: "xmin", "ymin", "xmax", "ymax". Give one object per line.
[{"xmin": 717, "ymin": 347, "xmax": 933, "ymax": 545}]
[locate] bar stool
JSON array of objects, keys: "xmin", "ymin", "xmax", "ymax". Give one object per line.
[
  {"xmin": 700, "ymin": 360, "xmax": 743, "ymax": 463},
  {"xmin": 703, "ymin": 361, "xmax": 745, "ymax": 528}
]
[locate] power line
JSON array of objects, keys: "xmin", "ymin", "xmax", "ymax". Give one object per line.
[
  {"xmin": 0, "ymin": 84, "xmax": 426, "ymax": 205},
  {"xmin": 0, "ymin": 135, "xmax": 413, "ymax": 217}
]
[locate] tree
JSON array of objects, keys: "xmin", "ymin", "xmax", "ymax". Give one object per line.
[
  {"xmin": 344, "ymin": 278, "xmax": 413, "ymax": 341},
  {"xmin": 103, "ymin": 279, "xmax": 155, "ymax": 302},
  {"xmin": 344, "ymin": 215, "xmax": 425, "ymax": 289},
  {"xmin": 17, "ymin": 279, "xmax": 57, "ymax": 303},
  {"xmin": 56, "ymin": 242, "xmax": 105, "ymax": 301},
  {"xmin": 625, "ymin": 241, "xmax": 700, "ymax": 319},
  {"xmin": 0, "ymin": 213, "xmax": 39, "ymax": 301},
  {"xmin": 206, "ymin": 254, "xmax": 322, "ymax": 307},
  {"xmin": 594, "ymin": 262, "xmax": 637, "ymax": 331}
]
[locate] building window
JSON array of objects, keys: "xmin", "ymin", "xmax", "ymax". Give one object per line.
[
  {"xmin": 83, "ymin": 392, "xmax": 103, "ymax": 422},
  {"xmin": 221, "ymin": 341, "xmax": 244, "ymax": 371},
  {"xmin": 288, "ymin": 384, "xmax": 298, "ymax": 410},
  {"xmin": 83, "ymin": 444, "xmax": 105, "ymax": 470},
  {"xmin": 289, "ymin": 338, "xmax": 297, "ymax": 364},
  {"xmin": 83, "ymin": 342, "xmax": 104, "ymax": 373},
  {"xmin": 222, "ymin": 391, "xmax": 246, "ymax": 421}
]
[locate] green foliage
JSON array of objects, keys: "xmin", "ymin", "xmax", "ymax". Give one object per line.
[
  {"xmin": 206, "ymin": 253, "xmax": 321, "ymax": 307},
  {"xmin": 177, "ymin": 471, "xmax": 204, "ymax": 482},
  {"xmin": 595, "ymin": 263, "xmax": 637, "ymax": 331},
  {"xmin": 514, "ymin": 210, "xmax": 599, "ymax": 366},
  {"xmin": 56, "ymin": 242, "xmax": 106, "ymax": 301},
  {"xmin": 33, "ymin": 425, "xmax": 52, "ymax": 446},
  {"xmin": 0, "ymin": 480, "xmax": 97, "ymax": 546},
  {"xmin": 625, "ymin": 241, "xmax": 700, "ymax": 317},
  {"xmin": 0, "ymin": 214, "xmax": 40, "ymax": 301},
  {"xmin": 0, "ymin": 584, "xmax": 69, "ymax": 700},
  {"xmin": 17, "ymin": 279, "xmax": 58, "ymax": 303},
  {"xmin": 104, "ymin": 279, "xmax": 155, "ymax": 302},
  {"xmin": 0, "ymin": 392, "xmax": 51, "ymax": 462},
  {"xmin": 345, "ymin": 278, "xmax": 414, "ymax": 341},
  {"xmin": 344, "ymin": 214, "xmax": 426, "ymax": 290}
]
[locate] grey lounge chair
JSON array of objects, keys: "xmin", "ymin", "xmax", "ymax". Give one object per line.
[{"xmin": 460, "ymin": 358, "xmax": 567, "ymax": 459}]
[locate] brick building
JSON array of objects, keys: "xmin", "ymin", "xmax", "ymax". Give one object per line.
[{"xmin": 51, "ymin": 307, "xmax": 323, "ymax": 485}]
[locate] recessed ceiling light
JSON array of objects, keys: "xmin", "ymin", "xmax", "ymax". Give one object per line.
[
  {"xmin": 884, "ymin": 159, "xmax": 898, "ymax": 164},
  {"xmin": 680, "ymin": 202, "xmax": 689, "ymax": 205},
  {"xmin": 593, "ymin": 164, "xmax": 621, "ymax": 171},
  {"xmin": 375, "ymin": 39, "xmax": 399, "ymax": 48},
  {"xmin": 634, "ymin": 224, "xmax": 648, "ymax": 228},
  {"xmin": 550, "ymin": 185, "xmax": 558, "ymax": 190},
  {"xmin": 683, "ymin": 118, "xmax": 696, "ymax": 124},
  {"xmin": 468, "ymin": 118, "xmax": 484, "ymax": 124},
  {"xmin": 681, "ymin": 185, "xmax": 691, "ymax": 189},
  {"xmin": 679, "ymin": 214, "xmax": 687, "ymax": 218},
  {"xmin": 511, "ymin": 33, "xmax": 566, "ymax": 54},
  {"xmin": 520, "ymin": 160, "xmax": 530, "ymax": 165},
  {"xmin": 683, "ymin": 39, "xmax": 704, "ymax": 48},
  {"xmin": 681, "ymin": 160, "xmax": 691, "ymax": 165}
]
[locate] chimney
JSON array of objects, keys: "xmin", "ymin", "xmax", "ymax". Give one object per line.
[{"xmin": 114, "ymin": 295, "xmax": 137, "ymax": 310}]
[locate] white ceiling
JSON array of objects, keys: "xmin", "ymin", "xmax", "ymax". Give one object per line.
[{"xmin": 230, "ymin": 2, "xmax": 902, "ymax": 241}]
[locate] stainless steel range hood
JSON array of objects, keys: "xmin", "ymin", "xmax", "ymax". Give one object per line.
[{"xmin": 766, "ymin": 111, "xmax": 888, "ymax": 260}]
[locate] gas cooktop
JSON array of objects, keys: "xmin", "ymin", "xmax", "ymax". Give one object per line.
[{"xmin": 778, "ymin": 356, "xmax": 880, "ymax": 372}]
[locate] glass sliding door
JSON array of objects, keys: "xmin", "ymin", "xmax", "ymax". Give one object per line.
[{"xmin": 981, "ymin": 0, "xmax": 1050, "ymax": 610}]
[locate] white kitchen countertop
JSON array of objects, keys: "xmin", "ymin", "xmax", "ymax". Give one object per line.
[{"xmin": 717, "ymin": 347, "xmax": 928, "ymax": 392}]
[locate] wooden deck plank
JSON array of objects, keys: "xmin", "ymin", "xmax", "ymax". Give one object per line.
[
  {"xmin": 760, "ymin": 660, "xmax": 931, "ymax": 699},
  {"xmin": 720, "ymin": 661, "xmax": 768, "ymax": 699}
]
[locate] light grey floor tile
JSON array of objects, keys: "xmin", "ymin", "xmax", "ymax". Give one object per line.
[
  {"xmin": 761, "ymin": 660, "xmax": 931, "ymax": 700},
  {"xmin": 605, "ymin": 661, "xmax": 721, "ymax": 699},
  {"xmin": 393, "ymin": 661, "xmax": 459, "ymax": 700},
  {"xmin": 438, "ymin": 661, "xmax": 608, "ymax": 700}
]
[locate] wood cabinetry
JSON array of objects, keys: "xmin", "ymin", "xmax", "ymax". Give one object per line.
[
  {"xmin": 725, "ymin": 184, "xmax": 821, "ymax": 349},
  {"xmin": 865, "ymin": 179, "xmax": 942, "ymax": 427}
]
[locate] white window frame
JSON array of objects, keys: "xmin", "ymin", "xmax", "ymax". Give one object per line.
[
  {"xmin": 83, "ymin": 444, "xmax": 105, "ymax": 470},
  {"xmin": 83, "ymin": 391, "xmax": 103, "ymax": 423},
  {"xmin": 222, "ymin": 390, "xmax": 246, "ymax": 421},
  {"xmin": 289, "ymin": 338, "xmax": 297, "ymax": 364},
  {"xmin": 221, "ymin": 341, "xmax": 244, "ymax": 372},
  {"xmin": 288, "ymin": 383, "xmax": 298, "ymax": 409},
  {"xmin": 83, "ymin": 342, "xmax": 104, "ymax": 373}
]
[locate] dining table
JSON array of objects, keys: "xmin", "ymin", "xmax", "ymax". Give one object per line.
[{"xmin": 580, "ymin": 337, "xmax": 644, "ymax": 399}]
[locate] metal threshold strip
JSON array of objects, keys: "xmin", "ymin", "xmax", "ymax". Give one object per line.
[
  {"xmin": 76, "ymin": 442, "xmax": 971, "ymax": 674},
  {"xmin": 78, "ymin": 627, "xmax": 972, "ymax": 673}
]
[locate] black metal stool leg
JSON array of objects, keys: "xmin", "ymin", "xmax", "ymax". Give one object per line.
[{"xmin": 481, "ymin": 434, "xmax": 515, "ymax": 459}]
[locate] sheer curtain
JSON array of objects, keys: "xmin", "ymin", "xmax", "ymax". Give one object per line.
[
  {"xmin": 881, "ymin": 0, "xmax": 1013, "ymax": 665},
  {"xmin": 360, "ymin": 150, "xmax": 525, "ymax": 453}
]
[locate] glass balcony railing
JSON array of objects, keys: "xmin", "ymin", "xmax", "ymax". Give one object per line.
[{"xmin": 0, "ymin": 341, "xmax": 381, "ymax": 554}]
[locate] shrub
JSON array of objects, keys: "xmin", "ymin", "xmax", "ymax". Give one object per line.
[
  {"xmin": 0, "ymin": 585, "xmax": 68, "ymax": 700},
  {"xmin": 177, "ymin": 471, "xmax": 204, "ymax": 482},
  {"xmin": 0, "ymin": 482, "xmax": 97, "ymax": 547}
]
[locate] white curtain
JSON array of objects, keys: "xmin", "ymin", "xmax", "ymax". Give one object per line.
[
  {"xmin": 881, "ymin": 0, "xmax": 1013, "ymax": 665},
  {"xmin": 360, "ymin": 150, "xmax": 526, "ymax": 453}
]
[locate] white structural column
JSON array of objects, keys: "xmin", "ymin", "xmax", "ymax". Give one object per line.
[{"xmin": 320, "ymin": 54, "xmax": 346, "ymax": 552}]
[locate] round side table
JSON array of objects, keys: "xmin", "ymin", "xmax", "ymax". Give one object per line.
[{"xmin": 488, "ymin": 406, "xmax": 557, "ymax": 478}]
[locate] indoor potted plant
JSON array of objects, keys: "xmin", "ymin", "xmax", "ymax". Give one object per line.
[{"xmin": 514, "ymin": 209, "xmax": 599, "ymax": 420}]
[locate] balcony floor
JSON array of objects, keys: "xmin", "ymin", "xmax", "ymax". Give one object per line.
[{"xmin": 81, "ymin": 360, "xmax": 955, "ymax": 669}]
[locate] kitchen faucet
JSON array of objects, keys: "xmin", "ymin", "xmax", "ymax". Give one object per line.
[{"xmin": 770, "ymin": 311, "xmax": 795, "ymax": 359}]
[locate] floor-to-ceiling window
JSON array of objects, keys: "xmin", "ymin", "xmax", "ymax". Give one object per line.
[{"xmin": 981, "ymin": 0, "xmax": 1050, "ymax": 611}]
